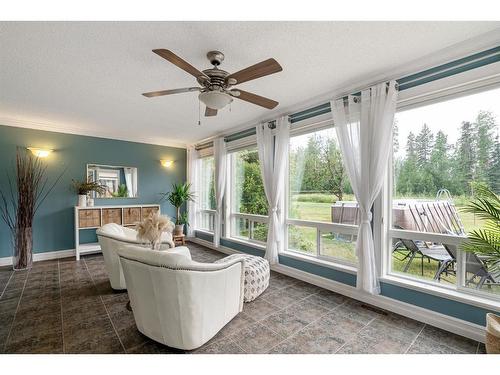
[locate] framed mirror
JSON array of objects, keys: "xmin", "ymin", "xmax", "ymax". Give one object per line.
[{"xmin": 87, "ymin": 164, "xmax": 138, "ymax": 198}]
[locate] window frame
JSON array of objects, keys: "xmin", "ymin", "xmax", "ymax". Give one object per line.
[
  {"xmin": 226, "ymin": 145, "xmax": 269, "ymax": 246},
  {"xmin": 380, "ymin": 76, "xmax": 500, "ymax": 304},
  {"xmin": 196, "ymin": 155, "xmax": 216, "ymax": 234},
  {"xmin": 283, "ymin": 120, "xmax": 359, "ymax": 268}
]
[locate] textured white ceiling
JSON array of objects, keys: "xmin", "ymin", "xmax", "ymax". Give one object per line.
[{"xmin": 1, "ymin": 21, "xmax": 499, "ymax": 147}]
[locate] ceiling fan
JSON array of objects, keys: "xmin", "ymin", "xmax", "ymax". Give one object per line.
[{"xmin": 142, "ymin": 49, "xmax": 283, "ymax": 117}]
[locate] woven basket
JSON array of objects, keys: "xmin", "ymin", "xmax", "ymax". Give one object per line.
[{"xmin": 486, "ymin": 313, "xmax": 500, "ymax": 354}]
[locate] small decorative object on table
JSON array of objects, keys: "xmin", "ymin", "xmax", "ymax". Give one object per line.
[
  {"xmin": 135, "ymin": 212, "xmax": 174, "ymax": 250},
  {"xmin": 173, "ymin": 233, "xmax": 186, "ymax": 246},
  {"xmin": 71, "ymin": 179, "xmax": 106, "ymax": 207},
  {"xmin": 486, "ymin": 313, "xmax": 500, "ymax": 354}
]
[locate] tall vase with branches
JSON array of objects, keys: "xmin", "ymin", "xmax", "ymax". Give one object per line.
[
  {"xmin": 0, "ymin": 148, "xmax": 65, "ymax": 270},
  {"xmin": 161, "ymin": 182, "xmax": 195, "ymax": 236}
]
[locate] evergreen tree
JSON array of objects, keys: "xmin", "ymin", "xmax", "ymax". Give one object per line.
[
  {"xmin": 322, "ymin": 137, "xmax": 345, "ymax": 201},
  {"xmin": 489, "ymin": 133, "xmax": 500, "ymax": 194},
  {"xmin": 455, "ymin": 121, "xmax": 476, "ymax": 195},
  {"xmin": 396, "ymin": 132, "xmax": 419, "ymax": 194},
  {"xmin": 415, "ymin": 123, "xmax": 434, "ymax": 167},
  {"xmin": 301, "ymin": 135, "xmax": 323, "ymax": 192},
  {"xmin": 429, "ymin": 130, "xmax": 452, "ymax": 193},
  {"xmin": 393, "ymin": 120, "xmax": 400, "ymax": 154},
  {"xmin": 237, "ymin": 150, "xmax": 268, "ymax": 215},
  {"xmin": 407, "ymin": 131, "xmax": 416, "ymax": 158},
  {"xmin": 474, "ymin": 110, "xmax": 496, "ymax": 183}
]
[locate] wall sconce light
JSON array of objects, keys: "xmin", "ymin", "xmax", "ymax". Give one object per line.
[
  {"xmin": 160, "ymin": 159, "xmax": 173, "ymax": 168},
  {"xmin": 27, "ymin": 147, "xmax": 53, "ymax": 158}
]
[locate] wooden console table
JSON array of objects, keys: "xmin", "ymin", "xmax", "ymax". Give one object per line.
[{"xmin": 74, "ymin": 204, "xmax": 160, "ymax": 260}]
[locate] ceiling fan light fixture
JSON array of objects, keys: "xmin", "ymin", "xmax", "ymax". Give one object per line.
[{"xmin": 198, "ymin": 91, "xmax": 233, "ymax": 110}]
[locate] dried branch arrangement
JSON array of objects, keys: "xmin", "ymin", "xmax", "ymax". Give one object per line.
[
  {"xmin": 135, "ymin": 212, "xmax": 174, "ymax": 250},
  {"xmin": 0, "ymin": 148, "xmax": 65, "ymax": 269}
]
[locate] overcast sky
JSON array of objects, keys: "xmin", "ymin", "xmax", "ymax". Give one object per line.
[
  {"xmin": 289, "ymin": 85, "xmax": 500, "ymax": 160},
  {"xmin": 394, "ymin": 86, "xmax": 500, "ymax": 158}
]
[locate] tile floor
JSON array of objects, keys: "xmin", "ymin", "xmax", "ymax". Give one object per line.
[{"xmin": 0, "ymin": 242, "xmax": 486, "ymax": 354}]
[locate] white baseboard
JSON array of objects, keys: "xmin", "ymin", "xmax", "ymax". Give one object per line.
[
  {"xmin": 188, "ymin": 236, "xmax": 486, "ymax": 343},
  {"xmin": 0, "ymin": 248, "xmax": 76, "ymax": 267}
]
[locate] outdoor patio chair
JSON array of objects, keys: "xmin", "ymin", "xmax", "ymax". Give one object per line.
[
  {"xmin": 395, "ymin": 235, "xmax": 454, "ymax": 280},
  {"xmin": 443, "ymin": 244, "xmax": 500, "ymax": 289}
]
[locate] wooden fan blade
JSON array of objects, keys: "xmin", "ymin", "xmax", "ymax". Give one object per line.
[
  {"xmin": 205, "ymin": 107, "xmax": 218, "ymax": 117},
  {"xmin": 231, "ymin": 89, "xmax": 279, "ymax": 109},
  {"xmin": 226, "ymin": 58, "xmax": 282, "ymax": 85},
  {"xmin": 142, "ymin": 87, "xmax": 200, "ymax": 98},
  {"xmin": 153, "ymin": 49, "xmax": 209, "ymax": 80}
]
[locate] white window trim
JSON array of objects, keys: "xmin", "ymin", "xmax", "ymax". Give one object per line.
[
  {"xmin": 196, "ymin": 155, "xmax": 216, "ymax": 233},
  {"xmin": 226, "ymin": 146, "xmax": 270, "ymax": 246},
  {"xmin": 197, "ymin": 209, "xmax": 216, "ymax": 233},
  {"xmin": 285, "ymin": 126, "xmax": 359, "ymax": 268},
  {"xmin": 379, "ymin": 75, "xmax": 500, "ymax": 310}
]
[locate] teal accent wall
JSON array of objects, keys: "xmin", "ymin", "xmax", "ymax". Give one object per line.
[
  {"xmin": 0, "ymin": 125, "xmax": 186, "ymax": 257},
  {"xmin": 278, "ymin": 255, "xmax": 357, "ymax": 287},
  {"xmin": 221, "ymin": 238, "xmax": 265, "ymax": 257},
  {"xmin": 380, "ymin": 282, "xmax": 491, "ymax": 326},
  {"xmin": 195, "ymin": 230, "xmax": 495, "ymax": 326}
]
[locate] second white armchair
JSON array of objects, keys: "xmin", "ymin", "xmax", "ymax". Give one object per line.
[{"xmin": 96, "ymin": 223, "xmax": 174, "ymax": 290}]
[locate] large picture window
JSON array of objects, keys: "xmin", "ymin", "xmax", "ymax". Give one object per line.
[
  {"xmin": 197, "ymin": 156, "xmax": 216, "ymax": 232},
  {"xmin": 229, "ymin": 148, "xmax": 269, "ymax": 243},
  {"xmin": 388, "ymin": 86, "xmax": 500, "ymax": 299},
  {"xmin": 287, "ymin": 127, "xmax": 358, "ymax": 265}
]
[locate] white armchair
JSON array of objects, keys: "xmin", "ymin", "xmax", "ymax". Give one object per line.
[
  {"xmin": 96, "ymin": 223, "xmax": 174, "ymax": 290},
  {"xmin": 117, "ymin": 244, "xmax": 245, "ymax": 350}
]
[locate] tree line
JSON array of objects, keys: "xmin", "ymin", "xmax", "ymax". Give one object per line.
[
  {"xmin": 221, "ymin": 109, "xmax": 499, "ymax": 218},
  {"xmin": 395, "ymin": 110, "xmax": 500, "ymax": 196}
]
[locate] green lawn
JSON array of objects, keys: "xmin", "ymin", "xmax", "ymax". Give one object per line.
[{"xmin": 290, "ymin": 198, "xmax": 484, "ymax": 233}]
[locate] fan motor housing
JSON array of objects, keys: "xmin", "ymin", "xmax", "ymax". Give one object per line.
[{"xmin": 199, "ymin": 68, "xmax": 229, "ymax": 88}]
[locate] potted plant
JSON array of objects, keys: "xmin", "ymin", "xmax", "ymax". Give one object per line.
[
  {"xmin": 112, "ymin": 184, "xmax": 128, "ymax": 198},
  {"xmin": 162, "ymin": 182, "xmax": 195, "ymax": 235},
  {"xmin": 461, "ymin": 184, "xmax": 500, "ymax": 353},
  {"xmin": 72, "ymin": 179, "xmax": 106, "ymax": 207},
  {"xmin": 461, "ymin": 184, "xmax": 500, "ymax": 276},
  {"xmin": 0, "ymin": 148, "xmax": 65, "ymax": 270}
]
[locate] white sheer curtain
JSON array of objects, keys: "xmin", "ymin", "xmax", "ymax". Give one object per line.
[
  {"xmin": 331, "ymin": 80, "xmax": 398, "ymax": 294},
  {"xmin": 186, "ymin": 146, "xmax": 198, "ymax": 237},
  {"xmin": 123, "ymin": 167, "xmax": 136, "ymax": 198},
  {"xmin": 213, "ymin": 137, "xmax": 227, "ymax": 247},
  {"xmin": 256, "ymin": 116, "xmax": 290, "ymax": 264}
]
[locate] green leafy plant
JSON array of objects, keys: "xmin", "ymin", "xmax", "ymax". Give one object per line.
[
  {"xmin": 461, "ymin": 183, "xmax": 500, "ymax": 273},
  {"xmin": 112, "ymin": 184, "xmax": 128, "ymax": 198},
  {"xmin": 72, "ymin": 179, "xmax": 106, "ymax": 195},
  {"xmin": 161, "ymin": 183, "xmax": 195, "ymax": 225},
  {"xmin": 177, "ymin": 211, "xmax": 190, "ymax": 227}
]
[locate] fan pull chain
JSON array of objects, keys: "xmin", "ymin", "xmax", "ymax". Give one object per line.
[{"xmin": 198, "ymin": 100, "xmax": 201, "ymax": 126}]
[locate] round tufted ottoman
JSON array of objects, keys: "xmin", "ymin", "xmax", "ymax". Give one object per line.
[{"xmin": 215, "ymin": 254, "xmax": 270, "ymax": 302}]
